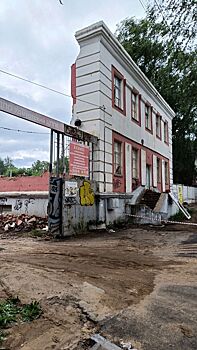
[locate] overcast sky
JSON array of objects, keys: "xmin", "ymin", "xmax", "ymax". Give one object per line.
[{"xmin": 0, "ymin": 0, "xmax": 145, "ymax": 168}]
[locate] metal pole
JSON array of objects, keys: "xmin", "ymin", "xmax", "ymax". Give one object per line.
[
  {"xmin": 62, "ymin": 134, "xmax": 65, "ymax": 176},
  {"xmin": 49, "ymin": 129, "xmax": 53, "ymax": 176},
  {"xmin": 56, "ymin": 132, "xmax": 60, "ymax": 177},
  {"xmin": 103, "ymin": 105, "xmax": 106, "ymax": 192},
  {"xmin": 91, "ymin": 142, "xmax": 94, "ymax": 180}
]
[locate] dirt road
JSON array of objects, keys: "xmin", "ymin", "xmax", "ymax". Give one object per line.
[{"xmin": 0, "ymin": 225, "xmax": 196, "ymax": 349}]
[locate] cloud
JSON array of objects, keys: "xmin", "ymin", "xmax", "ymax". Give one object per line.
[{"xmin": 0, "ymin": 0, "xmax": 145, "ymax": 167}]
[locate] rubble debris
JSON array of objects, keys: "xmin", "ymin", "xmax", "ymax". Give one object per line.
[
  {"xmin": 120, "ymin": 341, "xmax": 137, "ymax": 350},
  {"xmin": 0, "ymin": 213, "xmax": 48, "ymax": 236},
  {"xmin": 90, "ymin": 334, "xmax": 122, "ymax": 349}
]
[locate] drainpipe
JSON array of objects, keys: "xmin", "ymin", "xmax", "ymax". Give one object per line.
[{"xmin": 102, "ymin": 105, "xmax": 107, "ymax": 227}]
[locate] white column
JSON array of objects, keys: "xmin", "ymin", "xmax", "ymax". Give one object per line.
[
  {"xmin": 153, "ymin": 155, "xmax": 157, "ymax": 188},
  {"xmin": 125, "ymin": 143, "xmax": 132, "ymax": 192},
  {"xmin": 162, "ymin": 159, "xmax": 166, "ymax": 192},
  {"xmin": 141, "ymin": 149, "xmax": 146, "ymax": 186}
]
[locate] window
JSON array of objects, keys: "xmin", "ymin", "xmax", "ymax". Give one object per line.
[
  {"xmin": 114, "ymin": 75, "xmax": 122, "ymax": 108},
  {"xmin": 164, "ymin": 121, "xmax": 169, "ymax": 143},
  {"xmin": 165, "ymin": 161, "xmax": 169, "ymax": 184},
  {"xmin": 112, "ymin": 66, "xmax": 126, "ymax": 115},
  {"xmin": 0, "ymin": 205, "xmax": 12, "ymax": 213},
  {"xmin": 132, "ymin": 149, "xmax": 138, "ymax": 179},
  {"xmin": 156, "ymin": 114, "xmax": 161, "ymax": 139},
  {"xmin": 145, "ymin": 104, "xmax": 152, "ymax": 131},
  {"xmin": 114, "ymin": 141, "xmax": 122, "ymax": 175},
  {"xmin": 131, "ymin": 92, "xmax": 138, "ymax": 121},
  {"xmin": 157, "ymin": 158, "xmax": 161, "ymax": 183}
]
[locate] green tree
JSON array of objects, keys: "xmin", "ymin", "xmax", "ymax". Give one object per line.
[
  {"xmin": 31, "ymin": 160, "xmax": 49, "ymax": 176},
  {"xmin": 0, "ymin": 158, "xmax": 5, "ymax": 175},
  {"xmin": 53, "ymin": 156, "xmax": 69, "ymax": 174},
  {"xmin": 116, "ymin": 14, "xmax": 197, "ymax": 185},
  {"xmin": 149, "ymin": 0, "xmax": 197, "ymax": 50}
]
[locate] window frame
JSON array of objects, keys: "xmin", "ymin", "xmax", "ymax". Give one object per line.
[
  {"xmin": 113, "ymin": 140, "xmax": 123, "ymax": 176},
  {"xmin": 131, "ymin": 88, "xmax": 141, "ymax": 126},
  {"xmin": 156, "ymin": 114, "xmax": 162, "ymax": 140},
  {"xmin": 145, "ymin": 102, "xmax": 153, "ymax": 133},
  {"xmin": 157, "ymin": 157, "xmax": 161, "ymax": 183},
  {"xmin": 164, "ymin": 161, "xmax": 169, "ymax": 185},
  {"xmin": 164, "ymin": 120, "xmax": 169, "ymax": 144},
  {"xmin": 112, "ymin": 66, "xmax": 126, "ymax": 115},
  {"xmin": 132, "ymin": 148, "xmax": 139, "ymax": 180}
]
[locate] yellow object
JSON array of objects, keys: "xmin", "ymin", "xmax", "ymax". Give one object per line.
[{"xmin": 79, "ymin": 180, "xmax": 95, "ymax": 206}]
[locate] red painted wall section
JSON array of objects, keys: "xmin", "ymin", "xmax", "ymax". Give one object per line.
[
  {"xmin": 0, "ymin": 172, "xmax": 49, "ymax": 192},
  {"xmin": 71, "ymin": 63, "xmax": 76, "ymax": 104},
  {"xmin": 146, "ymin": 149, "xmax": 152, "ymax": 166},
  {"xmin": 112, "ymin": 131, "xmax": 170, "ymax": 193}
]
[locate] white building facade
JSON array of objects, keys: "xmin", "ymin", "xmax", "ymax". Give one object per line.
[{"xmin": 71, "ymin": 21, "xmax": 175, "ymax": 198}]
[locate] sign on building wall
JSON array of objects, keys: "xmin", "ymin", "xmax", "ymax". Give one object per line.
[
  {"xmin": 69, "ymin": 142, "xmax": 89, "ymax": 177},
  {"xmin": 65, "ymin": 181, "xmax": 78, "ymax": 197},
  {"xmin": 178, "ymin": 185, "xmax": 183, "ymax": 204}
]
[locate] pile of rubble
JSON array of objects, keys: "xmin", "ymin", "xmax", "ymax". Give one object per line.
[{"xmin": 0, "ymin": 213, "xmax": 48, "ymax": 234}]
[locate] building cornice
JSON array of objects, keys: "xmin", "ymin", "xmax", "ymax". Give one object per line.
[{"xmin": 75, "ymin": 21, "xmax": 175, "ymax": 120}]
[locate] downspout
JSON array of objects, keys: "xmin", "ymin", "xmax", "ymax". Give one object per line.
[{"xmin": 102, "ymin": 105, "xmax": 107, "ymax": 227}]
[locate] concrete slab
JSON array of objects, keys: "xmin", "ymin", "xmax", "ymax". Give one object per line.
[{"xmin": 90, "ymin": 334, "xmax": 122, "ymax": 350}]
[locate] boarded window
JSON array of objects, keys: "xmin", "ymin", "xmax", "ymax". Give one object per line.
[{"xmin": 0, "ymin": 205, "xmax": 12, "ymax": 213}]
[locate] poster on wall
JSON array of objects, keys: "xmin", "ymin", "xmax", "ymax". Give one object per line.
[
  {"xmin": 69, "ymin": 141, "xmax": 89, "ymax": 177},
  {"xmin": 65, "ymin": 181, "xmax": 78, "ymax": 197}
]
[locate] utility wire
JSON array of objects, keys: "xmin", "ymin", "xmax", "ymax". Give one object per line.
[
  {"xmin": 154, "ymin": 0, "xmax": 169, "ymax": 28},
  {"xmin": 0, "ymin": 69, "xmax": 101, "ymax": 109},
  {"xmin": 0, "ymin": 126, "xmax": 48, "ymax": 134},
  {"xmin": 138, "ymin": 0, "xmax": 147, "ymax": 11}
]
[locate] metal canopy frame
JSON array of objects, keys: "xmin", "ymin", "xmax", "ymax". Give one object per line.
[
  {"xmin": 0, "ymin": 96, "xmax": 98, "ymax": 235},
  {"xmin": 0, "ymin": 97, "xmax": 98, "ymax": 144}
]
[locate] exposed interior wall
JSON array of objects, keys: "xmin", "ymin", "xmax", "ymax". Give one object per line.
[{"xmin": 0, "ymin": 193, "xmax": 48, "ymax": 217}]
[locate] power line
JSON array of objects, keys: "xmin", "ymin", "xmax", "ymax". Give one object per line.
[
  {"xmin": 154, "ymin": 0, "xmax": 169, "ymax": 28},
  {"xmin": 0, "ymin": 126, "xmax": 48, "ymax": 134},
  {"xmin": 0, "ymin": 68, "xmax": 101, "ymax": 109},
  {"xmin": 138, "ymin": 0, "xmax": 147, "ymax": 11}
]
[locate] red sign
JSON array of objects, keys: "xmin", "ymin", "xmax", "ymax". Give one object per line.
[{"xmin": 69, "ymin": 141, "xmax": 89, "ymax": 177}]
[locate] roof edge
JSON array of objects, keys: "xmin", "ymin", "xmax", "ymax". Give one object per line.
[{"xmin": 75, "ymin": 21, "xmax": 175, "ymax": 119}]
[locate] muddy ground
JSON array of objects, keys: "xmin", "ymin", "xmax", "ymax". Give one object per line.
[{"xmin": 0, "ymin": 221, "xmax": 196, "ymax": 349}]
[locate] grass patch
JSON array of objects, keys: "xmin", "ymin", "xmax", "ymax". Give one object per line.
[
  {"xmin": 29, "ymin": 229, "xmax": 45, "ymax": 238},
  {"xmin": 0, "ymin": 330, "xmax": 6, "ymax": 343},
  {"xmin": 0, "ymin": 297, "xmax": 42, "ymax": 344}
]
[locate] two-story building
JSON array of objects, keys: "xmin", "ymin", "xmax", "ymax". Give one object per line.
[
  {"xmin": 71, "ymin": 21, "xmax": 174, "ymax": 190},
  {"xmin": 69, "ymin": 21, "xmax": 176, "ymax": 229}
]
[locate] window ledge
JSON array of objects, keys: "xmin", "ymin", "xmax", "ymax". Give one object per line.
[
  {"xmin": 132, "ymin": 117, "xmax": 141, "ymax": 126},
  {"xmin": 145, "ymin": 127, "xmax": 153, "ymax": 135}
]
